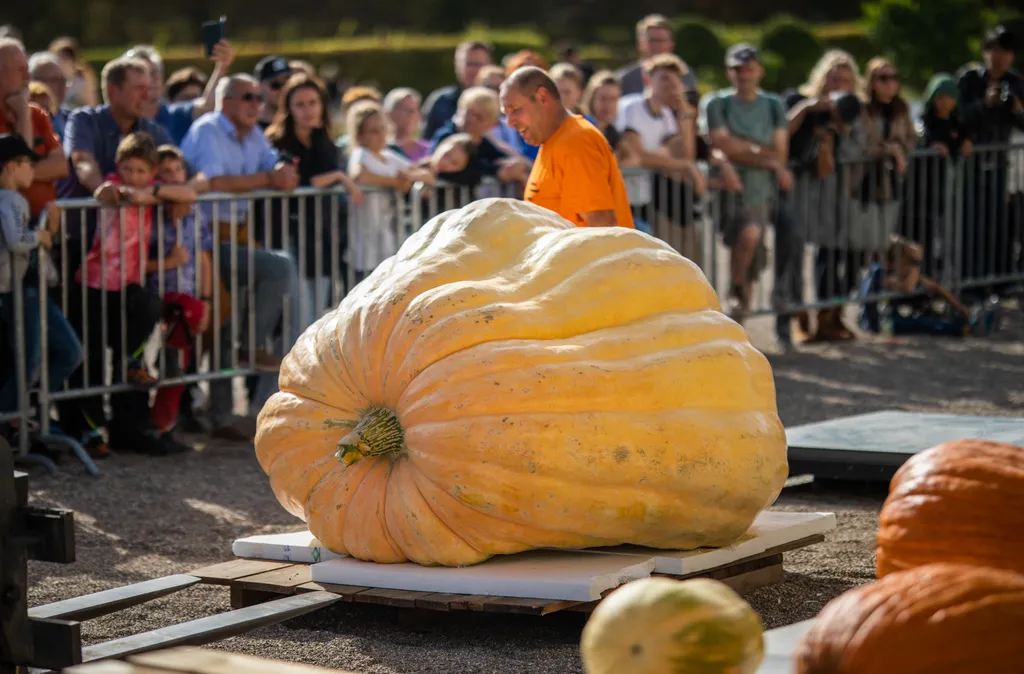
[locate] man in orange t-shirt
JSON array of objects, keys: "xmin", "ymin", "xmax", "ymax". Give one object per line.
[
  {"xmin": 500, "ymin": 66, "xmax": 633, "ymax": 228},
  {"xmin": 0, "ymin": 38, "xmax": 66, "ymax": 218}
]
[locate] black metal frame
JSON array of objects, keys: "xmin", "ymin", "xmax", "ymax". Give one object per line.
[
  {"xmin": 2, "ymin": 439, "xmax": 339, "ymax": 673},
  {"xmin": 1, "ymin": 437, "xmax": 79, "ymax": 673},
  {"xmin": 788, "ymin": 446, "xmax": 908, "ymax": 483}
]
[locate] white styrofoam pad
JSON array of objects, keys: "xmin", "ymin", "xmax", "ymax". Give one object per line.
[
  {"xmin": 232, "ymin": 511, "xmax": 834, "ymax": 601},
  {"xmin": 573, "ymin": 511, "xmax": 836, "ymax": 575},
  {"xmin": 232, "ymin": 530, "xmax": 344, "ymax": 564},
  {"xmin": 756, "ymin": 619, "xmax": 817, "ymax": 673},
  {"xmin": 310, "ymin": 550, "xmax": 656, "ymax": 601}
]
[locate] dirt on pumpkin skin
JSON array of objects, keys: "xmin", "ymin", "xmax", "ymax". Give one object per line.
[{"xmin": 25, "ymin": 304, "xmax": 1023, "ymax": 673}]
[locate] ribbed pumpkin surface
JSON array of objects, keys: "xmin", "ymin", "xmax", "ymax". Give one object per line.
[
  {"xmin": 581, "ymin": 577, "xmax": 765, "ymax": 674},
  {"xmin": 876, "ymin": 439, "xmax": 1024, "ymax": 578},
  {"xmin": 255, "ymin": 198, "xmax": 788, "ymax": 567},
  {"xmin": 795, "ymin": 563, "xmax": 1024, "ymax": 673}
]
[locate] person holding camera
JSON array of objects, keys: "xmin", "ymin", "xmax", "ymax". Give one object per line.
[{"xmin": 956, "ymin": 25, "xmax": 1024, "ymax": 299}]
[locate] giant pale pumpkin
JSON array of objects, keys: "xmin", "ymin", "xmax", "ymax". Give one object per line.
[
  {"xmin": 876, "ymin": 439, "xmax": 1024, "ymax": 578},
  {"xmin": 255, "ymin": 198, "xmax": 788, "ymax": 567},
  {"xmin": 795, "ymin": 563, "xmax": 1024, "ymax": 673}
]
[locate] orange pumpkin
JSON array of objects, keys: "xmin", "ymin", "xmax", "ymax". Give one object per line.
[
  {"xmin": 876, "ymin": 439, "xmax": 1024, "ymax": 578},
  {"xmin": 795, "ymin": 563, "xmax": 1024, "ymax": 674}
]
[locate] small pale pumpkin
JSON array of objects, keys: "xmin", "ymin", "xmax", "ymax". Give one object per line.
[
  {"xmin": 580, "ymin": 577, "xmax": 765, "ymax": 674},
  {"xmin": 255, "ymin": 198, "xmax": 788, "ymax": 567},
  {"xmin": 795, "ymin": 563, "xmax": 1024, "ymax": 673},
  {"xmin": 876, "ymin": 439, "xmax": 1024, "ymax": 578}
]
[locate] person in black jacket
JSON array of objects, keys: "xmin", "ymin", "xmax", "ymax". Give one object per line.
[
  {"xmin": 956, "ymin": 25, "xmax": 1024, "ymax": 298},
  {"xmin": 266, "ymin": 73, "xmax": 365, "ymax": 327}
]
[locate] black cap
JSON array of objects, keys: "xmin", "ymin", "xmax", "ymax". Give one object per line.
[
  {"xmin": 726, "ymin": 43, "xmax": 759, "ymax": 68},
  {"xmin": 0, "ymin": 134, "xmax": 40, "ymax": 166},
  {"xmin": 983, "ymin": 25, "xmax": 1016, "ymax": 52},
  {"xmin": 254, "ymin": 55, "xmax": 293, "ymax": 83}
]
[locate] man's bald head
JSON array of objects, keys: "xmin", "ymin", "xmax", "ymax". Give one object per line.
[
  {"xmin": 500, "ymin": 66, "xmax": 571, "ymax": 146},
  {"xmin": 0, "ymin": 37, "xmax": 29, "ymax": 98},
  {"xmin": 501, "ymin": 66, "xmax": 561, "ymax": 103}
]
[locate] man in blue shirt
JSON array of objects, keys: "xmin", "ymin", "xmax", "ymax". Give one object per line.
[
  {"xmin": 125, "ymin": 42, "xmax": 236, "ymax": 146},
  {"xmin": 59, "ymin": 56, "xmax": 175, "ymax": 240},
  {"xmin": 421, "ymin": 41, "xmax": 493, "ymax": 140},
  {"xmin": 181, "ymin": 73, "xmax": 300, "ymax": 442}
]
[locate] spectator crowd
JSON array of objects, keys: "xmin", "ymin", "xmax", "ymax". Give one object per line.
[{"xmin": 0, "ymin": 15, "xmax": 1021, "ymax": 462}]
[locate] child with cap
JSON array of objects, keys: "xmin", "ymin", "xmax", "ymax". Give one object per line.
[{"xmin": 0, "ymin": 133, "xmax": 82, "ymax": 416}]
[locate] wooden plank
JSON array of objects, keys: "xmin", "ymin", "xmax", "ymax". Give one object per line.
[
  {"xmin": 127, "ymin": 646, "xmax": 360, "ymax": 673},
  {"xmin": 719, "ymin": 563, "xmax": 785, "ymax": 596},
  {"xmin": 189, "ymin": 560, "xmax": 295, "ymax": 585},
  {"xmin": 23, "ymin": 505, "xmax": 76, "ymax": 563},
  {"xmin": 414, "ymin": 593, "xmax": 461, "ymax": 611},
  {"xmin": 30, "ymin": 616, "xmax": 82, "ymax": 670},
  {"xmin": 234, "ymin": 564, "xmax": 313, "ymax": 594},
  {"xmin": 296, "ymin": 581, "xmax": 370, "ymax": 601},
  {"xmin": 80, "ymin": 591, "xmax": 341, "ymax": 662},
  {"xmin": 348, "ymin": 588, "xmax": 435, "ymax": 608},
  {"xmin": 29, "ymin": 574, "xmax": 200, "ymax": 621},
  {"xmin": 480, "ymin": 596, "xmax": 584, "ymax": 615},
  {"xmin": 64, "ymin": 662, "xmax": 162, "ymax": 673}
]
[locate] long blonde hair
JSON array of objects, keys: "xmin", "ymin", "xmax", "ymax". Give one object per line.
[{"xmin": 799, "ymin": 49, "xmax": 862, "ymax": 98}]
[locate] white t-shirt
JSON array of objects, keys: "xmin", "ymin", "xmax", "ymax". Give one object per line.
[
  {"xmin": 346, "ymin": 146, "xmax": 411, "ymax": 271},
  {"xmin": 614, "ymin": 96, "xmax": 680, "ymax": 206}
]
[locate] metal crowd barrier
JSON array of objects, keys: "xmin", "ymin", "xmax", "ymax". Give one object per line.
[{"xmin": 2, "ymin": 142, "xmax": 1022, "ymax": 472}]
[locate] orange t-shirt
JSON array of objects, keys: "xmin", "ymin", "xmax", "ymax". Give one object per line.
[
  {"xmin": 0, "ymin": 104, "xmax": 61, "ymax": 218},
  {"xmin": 525, "ymin": 114, "xmax": 634, "ymax": 229}
]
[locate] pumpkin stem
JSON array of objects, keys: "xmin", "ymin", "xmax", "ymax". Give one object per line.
[{"xmin": 335, "ymin": 406, "xmax": 406, "ymax": 466}]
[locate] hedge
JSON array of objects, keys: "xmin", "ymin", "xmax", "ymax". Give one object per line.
[{"xmin": 81, "ymin": 20, "xmax": 879, "ymax": 96}]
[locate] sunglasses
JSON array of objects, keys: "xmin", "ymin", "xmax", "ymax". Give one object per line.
[
  {"xmin": 235, "ymin": 92, "xmax": 260, "ymax": 103},
  {"xmin": 876, "ymin": 73, "xmax": 900, "ymax": 83},
  {"xmin": 269, "ymin": 79, "xmax": 288, "ymax": 91}
]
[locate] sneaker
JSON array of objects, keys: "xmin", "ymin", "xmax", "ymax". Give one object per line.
[
  {"xmin": 127, "ymin": 366, "xmax": 159, "ymax": 388},
  {"xmin": 157, "ymin": 433, "xmax": 192, "ymax": 455},
  {"xmin": 83, "ymin": 430, "xmax": 111, "ymax": 460}
]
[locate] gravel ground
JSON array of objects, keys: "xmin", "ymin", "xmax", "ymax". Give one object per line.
[{"xmin": 24, "ymin": 301, "xmax": 1023, "ymax": 673}]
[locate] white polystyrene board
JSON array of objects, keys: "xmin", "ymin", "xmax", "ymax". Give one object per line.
[
  {"xmin": 756, "ymin": 619, "xmax": 816, "ymax": 673},
  {"xmin": 310, "ymin": 549, "xmax": 657, "ymax": 602},
  {"xmin": 763, "ymin": 618, "xmax": 816, "ymax": 656},
  {"xmin": 572, "ymin": 511, "xmax": 836, "ymax": 575},
  {"xmin": 232, "ymin": 530, "xmax": 344, "ymax": 564}
]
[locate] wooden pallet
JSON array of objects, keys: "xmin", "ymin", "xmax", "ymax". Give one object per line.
[
  {"xmin": 64, "ymin": 646, "xmax": 356, "ymax": 673},
  {"xmin": 191, "ymin": 533, "xmax": 825, "ymax": 616}
]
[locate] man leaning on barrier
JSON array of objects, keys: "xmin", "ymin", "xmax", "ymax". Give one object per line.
[{"xmin": 180, "ymin": 73, "xmax": 301, "ymax": 443}]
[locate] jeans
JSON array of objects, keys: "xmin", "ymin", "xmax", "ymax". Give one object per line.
[
  {"xmin": 56, "ymin": 283, "xmax": 162, "ymax": 436},
  {"xmin": 771, "ymin": 201, "xmax": 804, "ymax": 343},
  {"xmin": 299, "ymin": 276, "xmax": 333, "ymax": 332},
  {"xmin": 208, "ymin": 245, "xmax": 298, "ymax": 426},
  {"xmin": 0, "ymin": 287, "xmax": 83, "ymax": 412}
]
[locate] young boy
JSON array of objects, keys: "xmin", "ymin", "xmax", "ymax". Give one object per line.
[
  {"xmin": 858, "ymin": 236, "xmax": 1001, "ymax": 338},
  {"xmin": 60, "ymin": 132, "xmax": 197, "ymax": 457},
  {"xmin": 0, "ymin": 134, "xmax": 82, "ymax": 418},
  {"xmin": 144, "ymin": 145, "xmax": 213, "ymax": 451}
]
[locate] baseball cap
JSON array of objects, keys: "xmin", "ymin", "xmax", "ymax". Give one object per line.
[
  {"xmin": 254, "ymin": 55, "xmax": 293, "ymax": 83},
  {"xmin": 726, "ymin": 43, "xmax": 760, "ymax": 68},
  {"xmin": 983, "ymin": 25, "xmax": 1016, "ymax": 52},
  {"xmin": 0, "ymin": 134, "xmax": 40, "ymax": 166}
]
